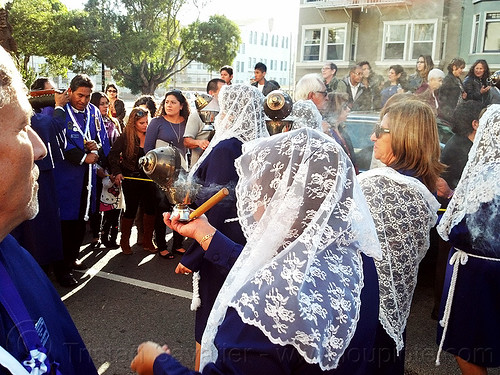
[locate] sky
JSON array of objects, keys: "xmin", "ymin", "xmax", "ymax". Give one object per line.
[{"xmin": 60, "ymin": 0, "xmax": 299, "ymax": 34}]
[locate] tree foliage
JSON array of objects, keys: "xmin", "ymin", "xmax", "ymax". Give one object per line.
[
  {"xmin": 7, "ymin": 0, "xmax": 94, "ymax": 83},
  {"xmin": 6, "ymin": 0, "xmax": 241, "ymax": 94},
  {"xmin": 84, "ymin": 0, "xmax": 241, "ymax": 94}
]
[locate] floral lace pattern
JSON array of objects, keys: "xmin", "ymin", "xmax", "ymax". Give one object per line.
[
  {"xmin": 287, "ymin": 99, "xmax": 322, "ymax": 130},
  {"xmin": 438, "ymin": 104, "xmax": 500, "ymax": 241},
  {"xmin": 358, "ymin": 167, "xmax": 439, "ymax": 353},
  {"xmin": 189, "ymin": 84, "xmax": 268, "ymax": 176},
  {"xmin": 200, "ymin": 128, "xmax": 381, "ymax": 371}
]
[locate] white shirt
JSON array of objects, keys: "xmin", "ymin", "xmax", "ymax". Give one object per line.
[{"xmin": 349, "ymin": 80, "xmax": 360, "ymax": 100}]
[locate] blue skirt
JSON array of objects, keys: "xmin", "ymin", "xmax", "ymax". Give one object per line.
[{"xmin": 437, "ymin": 248, "xmax": 500, "ymax": 367}]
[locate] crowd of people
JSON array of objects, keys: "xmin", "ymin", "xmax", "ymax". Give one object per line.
[{"xmin": 1, "ymin": 46, "xmax": 500, "ymax": 375}]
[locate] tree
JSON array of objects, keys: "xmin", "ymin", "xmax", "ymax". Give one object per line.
[
  {"xmin": 84, "ymin": 0, "xmax": 241, "ymax": 94},
  {"xmin": 7, "ymin": 0, "xmax": 94, "ymax": 83}
]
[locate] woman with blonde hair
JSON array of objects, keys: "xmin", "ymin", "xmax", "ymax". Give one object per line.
[
  {"xmin": 359, "ymin": 98, "xmax": 443, "ymax": 374},
  {"xmin": 108, "ymin": 107, "xmax": 158, "ymax": 254}
]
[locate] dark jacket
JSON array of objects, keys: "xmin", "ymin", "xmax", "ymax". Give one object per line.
[
  {"xmin": 108, "ymin": 133, "xmax": 144, "ymax": 177},
  {"xmin": 342, "ymin": 77, "xmax": 371, "ymax": 111},
  {"xmin": 251, "ymin": 79, "xmax": 279, "ymax": 96},
  {"xmin": 464, "ymin": 75, "xmax": 489, "ymax": 105},
  {"xmin": 438, "ymin": 72, "xmax": 464, "ymax": 124}
]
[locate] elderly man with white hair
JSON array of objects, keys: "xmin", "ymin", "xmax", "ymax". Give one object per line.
[
  {"xmin": 0, "ymin": 46, "xmax": 98, "ymax": 374},
  {"xmin": 295, "ymin": 73, "xmax": 328, "ymax": 112}
]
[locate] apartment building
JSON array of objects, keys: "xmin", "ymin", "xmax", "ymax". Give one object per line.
[
  {"xmin": 174, "ymin": 17, "xmax": 294, "ymax": 92},
  {"xmin": 295, "ymin": 0, "xmax": 499, "ymax": 80}
]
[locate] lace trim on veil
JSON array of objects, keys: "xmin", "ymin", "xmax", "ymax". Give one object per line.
[
  {"xmin": 358, "ymin": 167, "xmax": 439, "ymax": 353},
  {"xmin": 200, "ymin": 128, "xmax": 381, "ymax": 371}
]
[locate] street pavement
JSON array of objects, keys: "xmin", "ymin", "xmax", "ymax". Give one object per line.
[{"xmin": 52, "ymin": 227, "xmax": 499, "ymax": 375}]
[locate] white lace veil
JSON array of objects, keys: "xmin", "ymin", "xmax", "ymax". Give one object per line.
[
  {"xmin": 437, "ymin": 104, "xmax": 500, "ymax": 241},
  {"xmin": 358, "ymin": 167, "xmax": 440, "ymax": 353},
  {"xmin": 200, "ymin": 128, "xmax": 382, "ymax": 371},
  {"xmin": 288, "ymin": 99, "xmax": 322, "ymax": 130},
  {"xmin": 188, "ymin": 84, "xmax": 268, "ymax": 177}
]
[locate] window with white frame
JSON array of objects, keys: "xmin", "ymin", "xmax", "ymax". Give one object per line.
[
  {"xmin": 302, "ymin": 24, "xmax": 347, "ymax": 62},
  {"xmin": 326, "ymin": 26, "xmax": 346, "ymax": 60},
  {"xmin": 472, "ymin": 14, "xmax": 480, "ymax": 53},
  {"xmin": 383, "ymin": 23, "xmax": 407, "ymax": 59},
  {"xmin": 484, "ymin": 12, "xmax": 500, "ymax": 52},
  {"xmin": 350, "ymin": 23, "xmax": 359, "ymax": 61},
  {"xmin": 382, "ymin": 20, "xmax": 437, "ymax": 61},
  {"xmin": 412, "ymin": 23, "xmax": 435, "ymax": 59},
  {"xmin": 303, "ymin": 28, "xmax": 321, "ymax": 61}
]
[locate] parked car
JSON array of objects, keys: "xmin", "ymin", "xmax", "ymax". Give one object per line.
[
  {"xmin": 342, "ymin": 111, "xmax": 379, "ymax": 172},
  {"xmin": 343, "ymin": 111, "xmax": 452, "ymax": 172}
]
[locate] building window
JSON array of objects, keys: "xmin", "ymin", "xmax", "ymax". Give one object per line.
[
  {"xmin": 326, "ymin": 26, "xmax": 346, "ymax": 60},
  {"xmin": 382, "ymin": 20, "xmax": 437, "ymax": 61},
  {"xmin": 303, "ymin": 28, "xmax": 321, "ymax": 61},
  {"xmin": 411, "ymin": 23, "xmax": 435, "ymax": 59},
  {"xmin": 383, "ymin": 23, "xmax": 407, "ymax": 59},
  {"xmin": 471, "ymin": 14, "xmax": 480, "ymax": 53},
  {"xmin": 350, "ymin": 23, "xmax": 359, "ymax": 61},
  {"xmin": 302, "ymin": 24, "xmax": 346, "ymax": 62},
  {"xmin": 484, "ymin": 12, "xmax": 500, "ymax": 52}
]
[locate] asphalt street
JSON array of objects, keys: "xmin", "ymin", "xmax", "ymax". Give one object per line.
[{"xmin": 51, "ymin": 227, "xmax": 499, "ymax": 375}]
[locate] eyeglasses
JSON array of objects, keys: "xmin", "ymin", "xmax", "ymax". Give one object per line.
[
  {"xmin": 353, "ymin": 72, "xmax": 363, "ymax": 76},
  {"xmin": 373, "ymin": 123, "xmax": 391, "ymax": 138},
  {"xmin": 134, "ymin": 109, "xmax": 149, "ymax": 118},
  {"xmin": 417, "ymin": 60, "xmax": 425, "ymax": 64},
  {"xmin": 107, "ymin": 89, "xmax": 117, "ymax": 93},
  {"xmin": 315, "ymin": 91, "xmax": 327, "ymax": 97}
]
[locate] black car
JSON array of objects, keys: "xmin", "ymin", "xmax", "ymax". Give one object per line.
[
  {"xmin": 342, "ymin": 111, "xmax": 379, "ymax": 172},
  {"xmin": 343, "ymin": 111, "xmax": 453, "ymax": 172}
]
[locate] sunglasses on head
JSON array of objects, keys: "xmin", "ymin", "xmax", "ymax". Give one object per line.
[
  {"xmin": 373, "ymin": 123, "xmax": 391, "ymax": 138},
  {"xmin": 134, "ymin": 109, "xmax": 149, "ymax": 118}
]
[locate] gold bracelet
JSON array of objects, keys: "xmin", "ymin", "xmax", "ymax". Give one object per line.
[{"xmin": 199, "ymin": 232, "xmax": 215, "ymax": 246}]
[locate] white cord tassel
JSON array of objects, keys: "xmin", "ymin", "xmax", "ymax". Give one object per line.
[
  {"xmin": 436, "ymin": 248, "xmax": 500, "ymax": 365},
  {"xmin": 84, "ymin": 163, "xmax": 93, "ymax": 221},
  {"xmin": 190, "ymin": 271, "xmax": 201, "ymax": 311},
  {"xmin": 435, "ymin": 249, "xmax": 468, "ymax": 366}
]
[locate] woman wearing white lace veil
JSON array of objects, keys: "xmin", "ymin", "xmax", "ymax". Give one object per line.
[
  {"xmin": 358, "ymin": 99, "xmax": 442, "ymax": 374},
  {"xmin": 435, "ymin": 104, "xmax": 500, "ymax": 375},
  {"xmin": 131, "ymin": 127, "xmax": 382, "ymax": 374},
  {"xmin": 177, "ymin": 84, "xmax": 268, "ymax": 370},
  {"xmin": 188, "ymin": 84, "xmax": 268, "ymax": 177},
  {"xmin": 289, "ymin": 99, "xmax": 322, "ymax": 130}
]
